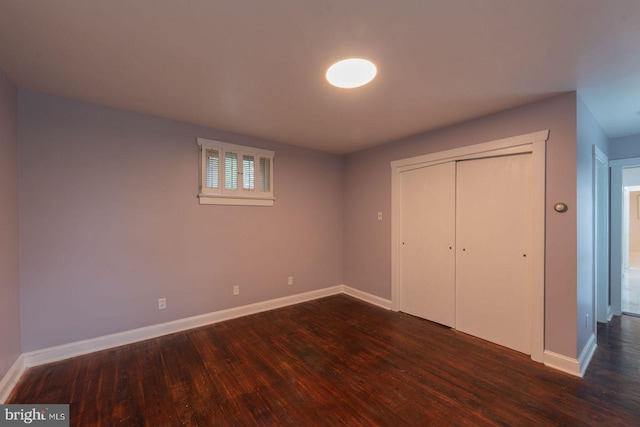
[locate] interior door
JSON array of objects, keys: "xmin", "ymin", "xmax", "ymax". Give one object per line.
[
  {"xmin": 455, "ymin": 154, "xmax": 532, "ymax": 354},
  {"xmin": 400, "ymin": 162, "xmax": 456, "ymax": 327}
]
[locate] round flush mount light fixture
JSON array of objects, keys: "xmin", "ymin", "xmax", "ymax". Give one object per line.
[{"xmin": 326, "ymin": 58, "xmax": 377, "ymax": 88}]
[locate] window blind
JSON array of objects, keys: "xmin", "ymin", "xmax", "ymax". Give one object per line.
[
  {"xmin": 225, "ymin": 152, "xmax": 238, "ymax": 190},
  {"xmin": 260, "ymin": 157, "xmax": 271, "ymax": 192},
  {"xmin": 243, "ymin": 155, "xmax": 255, "ymax": 190},
  {"xmin": 205, "ymin": 149, "xmax": 219, "ymax": 189}
]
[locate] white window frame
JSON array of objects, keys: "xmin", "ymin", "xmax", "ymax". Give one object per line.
[{"xmin": 197, "ymin": 138, "xmax": 275, "ymax": 206}]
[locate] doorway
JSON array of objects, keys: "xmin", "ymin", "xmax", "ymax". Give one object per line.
[
  {"xmin": 622, "ymin": 181, "xmax": 640, "ymax": 316},
  {"xmin": 610, "ymin": 159, "xmax": 640, "ymax": 316}
]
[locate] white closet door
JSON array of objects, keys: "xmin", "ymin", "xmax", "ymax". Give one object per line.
[
  {"xmin": 400, "ymin": 162, "xmax": 456, "ymax": 327},
  {"xmin": 455, "ymin": 154, "xmax": 532, "ymax": 354}
]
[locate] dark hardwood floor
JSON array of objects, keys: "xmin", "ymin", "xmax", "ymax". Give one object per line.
[{"xmin": 8, "ymin": 295, "xmax": 640, "ymax": 426}]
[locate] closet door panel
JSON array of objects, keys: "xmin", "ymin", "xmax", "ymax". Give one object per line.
[
  {"xmin": 455, "ymin": 154, "xmax": 532, "ymax": 354},
  {"xmin": 400, "ymin": 162, "xmax": 456, "ymax": 327}
]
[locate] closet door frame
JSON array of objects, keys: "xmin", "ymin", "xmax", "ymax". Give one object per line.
[{"xmin": 390, "ymin": 130, "xmax": 549, "ymax": 363}]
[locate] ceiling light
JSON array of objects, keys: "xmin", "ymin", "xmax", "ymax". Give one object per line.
[{"xmin": 326, "ymin": 58, "xmax": 377, "ymax": 89}]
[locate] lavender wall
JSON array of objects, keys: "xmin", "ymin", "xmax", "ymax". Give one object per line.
[
  {"xmin": 344, "ymin": 93, "xmax": 580, "ymax": 358},
  {"xmin": 0, "ymin": 69, "xmax": 21, "ymax": 378},
  {"xmin": 19, "ymin": 90, "xmax": 344, "ymax": 352},
  {"xmin": 609, "ymin": 134, "xmax": 640, "ymax": 160},
  {"xmin": 14, "ymin": 87, "xmax": 606, "ymax": 361},
  {"xmin": 576, "ymin": 95, "xmax": 610, "ymax": 355}
]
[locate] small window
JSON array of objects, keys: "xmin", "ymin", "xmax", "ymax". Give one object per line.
[{"xmin": 197, "ymin": 138, "xmax": 274, "ymax": 206}]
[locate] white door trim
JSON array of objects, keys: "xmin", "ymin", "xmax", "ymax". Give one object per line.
[
  {"xmin": 610, "ymin": 157, "xmax": 640, "ymax": 316},
  {"xmin": 593, "ymin": 146, "xmax": 610, "ymax": 323},
  {"xmin": 390, "ymin": 130, "xmax": 549, "ymax": 363}
]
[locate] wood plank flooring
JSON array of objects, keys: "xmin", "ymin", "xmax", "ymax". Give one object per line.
[{"xmin": 8, "ymin": 295, "xmax": 640, "ymax": 426}]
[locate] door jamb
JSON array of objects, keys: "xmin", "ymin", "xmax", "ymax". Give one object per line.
[{"xmin": 592, "ymin": 146, "xmax": 610, "ymax": 323}]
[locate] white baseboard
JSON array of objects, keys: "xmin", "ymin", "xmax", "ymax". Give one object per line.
[
  {"xmin": 21, "ymin": 284, "xmax": 596, "ymax": 395},
  {"xmin": 0, "ymin": 355, "xmax": 25, "ymax": 403},
  {"xmin": 543, "ymin": 333, "xmax": 597, "ymax": 377},
  {"xmin": 24, "ymin": 285, "xmax": 344, "ymax": 367},
  {"xmin": 544, "ymin": 351, "xmax": 581, "ymax": 377},
  {"xmin": 577, "ymin": 333, "xmax": 597, "ymax": 377},
  {"xmin": 343, "ymin": 285, "xmax": 392, "ymax": 310}
]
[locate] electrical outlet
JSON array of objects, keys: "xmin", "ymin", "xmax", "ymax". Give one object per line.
[
  {"xmin": 288, "ymin": 276, "xmax": 294, "ymax": 286},
  {"xmin": 233, "ymin": 285, "xmax": 239, "ymax": 295},
  {"xmin": 377, "ymin": 212, "xmax": 383, "ymax": 220},
  {"xmin": 158, "ymin": 298, "xmax": 166, "ymax": 310}
]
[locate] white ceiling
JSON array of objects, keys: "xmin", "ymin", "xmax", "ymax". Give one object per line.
[{"xmin": 1, "ymin": 0, "xmax": 639, "ymax": 154}]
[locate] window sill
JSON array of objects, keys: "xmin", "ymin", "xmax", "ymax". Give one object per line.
[{"xmin": 198, "ymin": 193, "xmax": 275, "ymax": 206}]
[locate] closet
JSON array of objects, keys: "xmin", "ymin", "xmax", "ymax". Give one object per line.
[{"xmin": 397, "ymin": 151, "xmax": 533, "ymax": 355}]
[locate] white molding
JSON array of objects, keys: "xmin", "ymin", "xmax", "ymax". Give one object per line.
[
  {"xmin": 610, "ymin": 156, "xmax": 640, "ymax": 167},
  {"xmin": 390, "ymin": 166, "xmax": 400, "ymax": 311},
  {"xmin": 530, "ymin": 139, "xmax": 546, "ymax": 363},
  {"xmin": 197, "ymin": 137, "xmax": 274, "ymax": 157},
  {"xmin": 391, "ymin": 130, "xmax": 549, "ymax": 362},
  {"xmin": 578, "ymin": 333, "xmax": 598, "ymax": 377},
  {"xmin": 24, "ymin": 286, "xmax": 343, "ymax": 367},
  {"xmin": 544, "ymin": 350, "xmax": 581, "ymax": 377},
  {"xmin": 0, "ymin": 355, "xmax": 25, "ymax": 403},
  {"xmin": 593, "ymin": 146, "xmax": 610, "ymax": 324},
  {"xmin": 343, "ymin": 285, "xmax": 392, "ymax": 310},
  {"xmin": 611, "ymin": 164, "xmax": 624, "ymax": 316},
  {"xmin": 198, "ymin": 195, "xmax": 275, "ymax": 206},
  {"xmin": 543, "ymin": 334, "xmax": 597, "ymax": 377},
  {"xmin": 390, "ymin": 130, "xmax": 549, "ymax": 169},
  {"xmin": 610, "ymin": 156, "xmax": 640, "ymax": 317}
]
